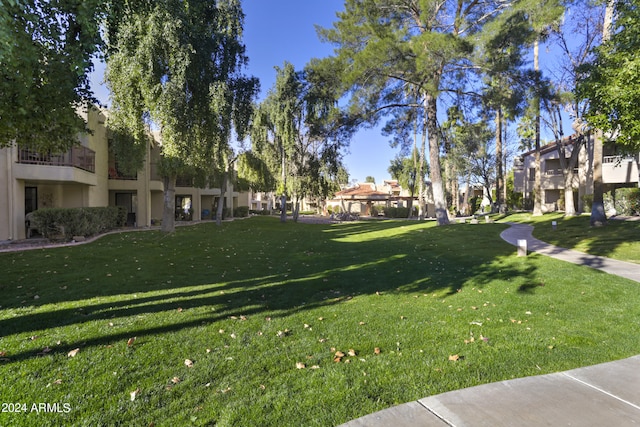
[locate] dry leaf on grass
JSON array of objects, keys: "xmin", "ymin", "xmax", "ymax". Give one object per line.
[
  {"xmin": 67, "ymin": 348, "xmax": 80, "ymax": 357},
  {"xmin": 184, "ymin": 359, "xmax": 194, "ymax": 368},
  {"xmin": 127, "ymin": 337, "xmax": 136, "ymax": 347},
  {"xmin": 374, "ymin": 347, "xmax": 381, "ymax": 355},
  {"xmin": 296, "ymin": 362, "xmax": 306, "ymax": 369},
  {"xmin": 448, "ymin": 354, "xmax": 460, "ymax": 362},
  {"xmin": 130, "ymin": 388, "xmax": 139, "ymax": 401}
]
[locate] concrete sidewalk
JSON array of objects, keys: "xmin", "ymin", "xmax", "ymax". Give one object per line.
[
  {"xmin": 340, "ymin": 222, "xmax": 640, "ymax": 427},
  {"xmin": 499, "ymin": 222, "xmax": 640, "ymax": 283}
]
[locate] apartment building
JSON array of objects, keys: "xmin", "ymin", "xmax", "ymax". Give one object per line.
[
  {"xmin": 513, "ymin": 134, "xmax": 639, "ymax": 213},
  {"xmin": 0, "ymin": 106, "xmax": 236, "ymax": 241}
]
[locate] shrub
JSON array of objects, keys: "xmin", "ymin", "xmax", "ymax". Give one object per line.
[
  {"xmin": 249, "ymin": 209, "xmax": 271, "ymax": 216},
  {"xmin": 384, "ymin": 206, "xmax": 410, "ymax": 218},
  {"xmin": 581, "ymin": 194, "xmax": 593, "ymax": 212},
  {"xmin": 607, "ymin": 188, "xmax": 640, "ymax": 216},
  {"xmin": 30, "ymin": 207, "xmax": 123, "ymax": 240},
  {"xmin": 234, "ymin": 206, "xmax": 250, "ymax": 218}
]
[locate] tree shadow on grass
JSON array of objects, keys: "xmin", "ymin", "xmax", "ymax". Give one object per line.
[
  {"xmin": 501, "ymin": 213, "xmax": 640, "ymax": 262},
  {"xmin": 0, "ymin": 219, "xmax": 541, "ymax": 364}
]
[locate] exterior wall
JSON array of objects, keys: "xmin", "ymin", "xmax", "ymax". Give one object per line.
[
  {"xmin": 1, "ymin": 105, "xmax": 234, "ymax": 240},
  {"xmin": 514, "ymin": 135, "xmax": 639, "ymax": 213}
]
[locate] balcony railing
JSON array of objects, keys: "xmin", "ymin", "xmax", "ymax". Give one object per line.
[{"xmin": 18, "ymin": 146, "xmax": 95, "ymax": 173}]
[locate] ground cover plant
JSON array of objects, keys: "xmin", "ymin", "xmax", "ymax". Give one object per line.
[
  {"xmin": 501, "ymin": 212, "xmax": 640, "ymax": 264},
  {"xmin": 1, "ymin": 217, "xmax": 639, "ymax": 426}
]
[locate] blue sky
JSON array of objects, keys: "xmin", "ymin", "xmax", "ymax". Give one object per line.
[{"xmin": 242, "ymin": 0, "xmax": 399, "ymax": 184}]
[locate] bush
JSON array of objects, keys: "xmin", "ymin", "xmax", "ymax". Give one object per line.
[
  {"xmin": 384, "ymin": 206, "xmax": 410, "ymax": 218},
  {"xmin": 607, "ymin": 188, "xmax": 640, "ymax": 216},
  {"xmin": 30, "ymin": 207, "xmax": 124, "ymax": 240},
  {"xmin": 581, "ymin": 194, "xmax": 593, "ymax": 212},
  {"xmin": 249, "ymin": 209, "xmax": 271, "ymax": 216},
  {"xmin": 234, "ymin": 206, "xmax": 250, "ymax": 218},
  {"xmin": 214, "ymin": 208, "xmax": 232, "ymax": 220}
]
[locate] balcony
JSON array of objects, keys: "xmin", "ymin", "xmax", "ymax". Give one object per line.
[{"xmin": 18, "ymin": 146, "xmax": 95, "ymax": 173}]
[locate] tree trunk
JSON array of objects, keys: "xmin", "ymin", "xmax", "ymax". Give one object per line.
[
  {"xmin": 533, "ymin": 38, "xmax": 543, "ymax": 216},
  {"xmin": 591, "ymin": 131, "xmax": 606, "ymax": 225},
  {"xmin": 425, "ymin": 93, "xmax": 449, "ymax": 225},
  {"xmin": 292, "ymin": 197, "xmax": 300, "ymax": 222},
  {"xmin": 495, "ymin": 107, "xmax": 505, "ymax": 213},
  {"xmin": 590, "ymin": 0, "xmax": 614, "ymax": 226},
  {"xmin": 280, "ymin": 194, "xmax": 287, "ymax": 222},
  {"xmin": 216, "ymin": 171, "xmax": 228, "ymax": 226},
  {"xmin": 418, "ymin": 110, "xmax": 427, "ymax": 220},
  {"xmin": 161, "ymin": 174, "xmax": 177, "ymax": 233}
]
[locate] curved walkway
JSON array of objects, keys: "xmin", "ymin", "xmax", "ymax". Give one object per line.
[{"xmin": 340, "ymin": 222, "xmax": 640, "ymax": 427}]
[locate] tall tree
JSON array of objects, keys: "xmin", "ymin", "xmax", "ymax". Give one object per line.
[
  {"xmin": 315, "ymin": 0, "xmax": 524, "ymax": 226},
  {"xmin": 475, "ymin": 7, "xmax": 533, "ymax": 213},
  {"xmin": 546, "ymin": 0, "xmax": 605, "ymax": 215},
  {"xmin": 0, "ymin": 0, "xmax": 104, "ymax": 151},
  {"xmin": 251, "ymin": 62, "xmax": 346, "ymax": 222},
  {"xmin": 578, "ymin": 0, "xmax": 635, "ymax": 225},
  {"xmin": 104, "ymin": 0, "xmax": 257, "ymax": 232}
]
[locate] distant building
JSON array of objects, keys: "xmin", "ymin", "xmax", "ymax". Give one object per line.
[
  {"xmin": 327, "ymin": 180, "xmax": 435, "ymax": 217},
  {"xmin": 513, "ymin": 134, "xmax": 639, "ymax": 213}
]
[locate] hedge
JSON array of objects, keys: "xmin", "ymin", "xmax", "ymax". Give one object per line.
[
  {"xmin": 30, "ymin": 206, "xmax": 126, "ymax": 240},
  {"xmin": 234, "ymin": 206, "xmax": 250, "ymax": 218}
]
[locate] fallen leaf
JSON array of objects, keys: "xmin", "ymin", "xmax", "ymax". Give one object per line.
[
  {"xmin": 206, "ymin": 349, "xmax": 211, "ymax": 353},
  {"xmin": 359, "ymin": 321, "xmax": 365, "ymax": 325},
  {"xmin": 127, "ymin": 337, "xmax": 136, "ymax": 347},
  {"xmin": 67, "ymin": 348, "xmax": 80, "ymax": 357},
  {"xmin": 296, "ymin": 362, "xmax": 306, "ymax": 369},
  {"xmin": 171, "ymin": 377, "xmax": 181, "ymax": 384},
  {"xmin": 177, "ymin": 307, "xmax": 183, "ymax": 312},
  {"xmin": 130, "ymin": 388, "xmax": 139, "ymax": 401},
  {"xmin": 0, "ymin": 351, "xmax": 6, "ymax": 357},
  {"xmin": 335, "ymin": 351, "xmax": 345, "ymax": 358},
  {"xmin": 184, "ymin": 359, "xmax": 194, "ymax": 368},
  {"xmin": 230, "ymin": 333, "xmax": 237, "ymax": 339},
  {"xmin": 448, "ymin": 354, "xmax": 460, "ymax": 362},
  {"xmin": 374, "ymin": 347, "xmax": 381, "ymax": 355},
  {"xmin": 52, "ymin": 379, "xmax": 63, "ymax": 385},
  {"xmin": 348, "ymin": 349, "xmax": 357, "ymax": 357},
  {"xmin": 310, "ymin": 365, "xmax": 320, "ymax": 369}
]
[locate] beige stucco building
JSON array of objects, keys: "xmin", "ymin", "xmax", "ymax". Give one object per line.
[
  {"xmin": 0, "ymin": 106, "xmax": 237, "ymax": 241},
  {"xmin": 513, "ymin": 135, "xmax": 639, "ymax": 213}
]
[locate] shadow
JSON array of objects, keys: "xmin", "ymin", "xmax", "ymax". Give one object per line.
[
  {"xmin": 500, "ymin": 213, "xmax": 640, "ymax": 262},
  {"xmin": 0, "ymin": 217, "xmax": 541, "ymax": 363}
]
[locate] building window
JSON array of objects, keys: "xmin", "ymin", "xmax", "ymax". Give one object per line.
[{"xmin": 528, "ymin": 168, "xmax": 535, "ymax": 181}]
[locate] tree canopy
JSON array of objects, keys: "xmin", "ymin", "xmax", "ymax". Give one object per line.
[
  {"xmin": 0, "ymin": 0, "xmax": 104, "ymax": 151},
  {"xmin": 578, "ymin": 1, "xmax": 640, "ymax": 152},
  {"xmin": 104, "ymin": 0, "xmax": 258, "ymax": 231}
]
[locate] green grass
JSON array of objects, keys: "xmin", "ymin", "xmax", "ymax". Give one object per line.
[
  {"xmin": 1, "ymin": 217, "xmax": 640, "ymax": 426},
  {"xmin": 500, "ymin": 212, "xmax": 640, "ymax": 264}
]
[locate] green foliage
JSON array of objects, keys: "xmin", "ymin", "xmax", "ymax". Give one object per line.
[
  {"xmin": 30, "ymin": 207, "xmax": 124, "ymax": 240},
  {"xmin": 577, "ymin": 1, "xmax": 640, "ymax": 151},
  {"xmin": 0, "ymin": 0, "xmax": 104, "ymax": 151},
  {"xmin": 605, "ymin": 188, "xmax": 640, "ymax": 216},
  {"xmin": 233, "ymin": 206, "xmax": 250, "ymax": 218},
  {"xmin": 104, "ymin": 0, "xmax": 258, "ymax": 171},
  {"xmin": 582, "ymin": 194, "xmax": 594, "ymax": 212}
]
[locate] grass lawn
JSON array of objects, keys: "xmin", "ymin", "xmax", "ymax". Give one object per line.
[
  {"xmin": 1, "ymin": 216, "xmax": 639, "ymax": 426},
  {"xmin": 500, "ymin": 212, "xmax": 640, "ymax": 264}
]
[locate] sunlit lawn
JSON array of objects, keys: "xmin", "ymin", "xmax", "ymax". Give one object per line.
[
  {"xmin": 500, "ymin": 212, "xmax": 640, "ymax": 264},
  {"xmin": 1, "ymin": 216, "xmax": 639, "ymax": 426}
]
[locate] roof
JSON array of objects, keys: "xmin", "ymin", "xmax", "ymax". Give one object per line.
[{"xmin": 334, "ymin": 183, "xmax": 389, "ymax": 200}]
